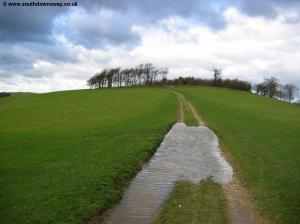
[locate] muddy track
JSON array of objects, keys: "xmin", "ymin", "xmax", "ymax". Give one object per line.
[
  {"xmin": 168, "ymin": 88, "xmax": 267, "ymax": 224},
  {"xmin": 99, "ymin": 88, "xmax": 266, "ymax": 224},
  {"xmin": 166, "ymin": 89, "xmax": 204, "ymax": 126},
  {"xmin": 101, "ymin": 89, "xmax": 233, "ymax": 224}
]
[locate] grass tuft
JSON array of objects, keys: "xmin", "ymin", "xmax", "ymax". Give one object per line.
[{"xmin": 155, "ymin": 179, "xmax": 231, "ymax": 224}]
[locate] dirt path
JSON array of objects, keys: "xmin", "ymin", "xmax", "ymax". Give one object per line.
[
  {"xmin": 223, "ymin": 177, "xmax": 266, "ymax": 224},
  {"xmin": 169, "ymin": 89, "xmax": 266, "ymax": 224},
  {"xmin": 101, "ymin": 89, "xmax": 233, "ymax": 224},
  {"xmin": 100, "ymin": 88, "xmax": 266, "ymax": 224},
  {"xmin": 167, "ymin": 89, "xmax": 204, "ymax": 126}
]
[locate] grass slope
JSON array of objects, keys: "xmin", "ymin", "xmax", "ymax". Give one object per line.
[
  {"xmin": 0, "ymin": 88, "xmax": 177, "ymax": 224},
  {"xmin": 155, "ymin": 179, "xmax": 230, "ymax": 224},
  {"xmin": 177, "ymin": 86, "xmax": 300, "ymax": 223}
]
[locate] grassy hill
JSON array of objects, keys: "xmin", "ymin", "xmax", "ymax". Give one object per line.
[
  {"xmin": 1, "ymin": 86, "xmax": 299, "ymax": 224},
  {"xmin": 176, "ymin": 87, "xmax": 300, "ymax": 223},
  {"xmin": 0, "ymin": 88, "xmax": 177, "ymax": 224}
]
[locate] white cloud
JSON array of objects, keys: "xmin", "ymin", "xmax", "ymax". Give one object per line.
[{"xmin": 131, "ymin": 7, "xmax": 300, "ymax": 84}]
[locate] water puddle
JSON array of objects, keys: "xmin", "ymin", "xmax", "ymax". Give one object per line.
[{"xmin": 103, "ymin": 123, "xmax": 233, "ymax": 224}]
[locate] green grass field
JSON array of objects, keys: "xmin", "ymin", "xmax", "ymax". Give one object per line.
[
  {"xmin": 1, "ymin": 86, "xmax": 299, "ymax": 224},
  {"xmin": 176, "ymin": 87, "xmax": 300, "ymax": 223},
  {"xmin": 0, "ymin": 88, "xmax": 177, "ymax": 224},
  {"xmin": 155, "ymin": 179, "xmax": 230, "ymax": 224}
]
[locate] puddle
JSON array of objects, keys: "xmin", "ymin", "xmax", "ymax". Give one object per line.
[{"xmin": 103, "ymin": 123, "xmax": 233, "ymax": 224}]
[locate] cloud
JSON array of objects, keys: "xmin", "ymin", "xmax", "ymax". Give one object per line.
[
  {"xmin": 1, "ymin": 0, "xmax": 300, "ymax": 47},
  {"xmin": 0, "ymin": 35, "xmax": 124, "ymax": 84},
  {"xmin": 80, "ymin": 0, "xmax": 225, "ymax": 20},
  {"xmin": 0, "ymin": 44, "xmax": 35, "ymax": 74},
  {"xmin": 0, "ymin": 4, "xmax": 67, "ymax": 43},
  {"xmin": 56, "ymin": 8, "xmax": 140, "ymax": 48},
  {"xmin": 0, "ymin": 75, "xmax": 86, "ymax": 93},
  {"xmin": 236, "ymin": 0, "xmax": 300, "ymax": 18},
  {"xmin": 53, "ymin": 0, "xmax": 228, "ymax": 49},
  {"xmin": 0, "ymin": 0, "xmax": 228, "ymax": 47},
  {"xmin": 0, "ymin": 39, "xmax": 80, "ymax": 80},
  {"xmin": 129, "ymin": 7, "xmax": 300, "ymax": 85},
  {"xmin": 1, "ymin": 1, "xmax": 300, "ymax": 93}
]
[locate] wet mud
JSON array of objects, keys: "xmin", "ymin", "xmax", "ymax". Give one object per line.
[{"xmin": 103, "ymin": 123, "xmax": 233, "ymax": 224}]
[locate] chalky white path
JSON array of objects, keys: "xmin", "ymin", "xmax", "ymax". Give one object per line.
[{"xmin": 103, "ymin": 123, "xmax": 233, "ymax": 224}]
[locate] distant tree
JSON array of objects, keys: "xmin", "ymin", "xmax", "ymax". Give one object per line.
[
  {"xmin": 164, "ymin": 76, "xmax": 251, "ymax": 91},
  {"xmin": 276, "ymin": 84, "xmax": 286, "ymax": 99},
  {"xmin": 254, "ymin": 77, "xmax": 299, "ymax": 103},
  {"xmin": 212, "ymin": 68, "xmax": 222, "ymax": 87},
  {"xmin": 87, "ymin": 63, "xmax": 168, "ymax": 89},
  {"xmin": 263, "ymin": 77, "xmax": 280, "ymax": 98},
  {"xmin": 254, "ymin": 83, "xmax": 262, "ymax": 95},
  {"xmin": 144, "ymin": 63, "xmax": 154, "ymax": 85},
  {"xmin": 106, "ymin": 69, "xmax": 114, "ymax": 88},
  {"xmin": 87, "ymin": 64, "xmax": 253, "ymax": 92},
  {"xmin": 0, "ymin": 92, "xmax": 10, "ymax": 97},
  {"xmin": 284, "ymin": 84, "xmax": 299, "ymax": 102},
  {"xmin": 161, "ymin": 68, "xmax": 168, "ymax": 80}
]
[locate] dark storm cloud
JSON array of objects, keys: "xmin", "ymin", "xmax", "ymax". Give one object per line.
[
  {"xmin": 80, "ymin": 0, "xmax": 225, "ymax": 18},
  {"xmin": 0, "ymin": 4, "xmax": 67, "ymax": 43},
  {"xmin": 0, "ymin": 42, "xmax": 79, "ymax": 80},
  {"xmin": 236, "ymin": 0, "xmax": 300, "ymax": 18},
  {"xmin": 77, "ymin": 0, "xmax": 300, "ymax": 26},
  {"xmin": 1, "ymin": 0, "xmax": 299, "ymax": 46},
  {"xmin": 79, "ymin": 0, "xmax": 228, "ymax": 28},
  {"xmin": 0, "ymin": 0, "xmax": 228, "ymax": 47},
  {"xmin": 60, "ymin": 0, "xmax": 300, "ymax": 48},
  {"xmin": 0, "ymin": 42, "xmax": 78, "ymax": 66},
  {"xmin": 57, "ymin": 0, "xmax": 228, "ymax": 48},
  {"xmin": 0, "ymin": 44, "xmax": 34, "ymax": 73},
  {"xmin": 58, "ymin": 8, "xmax": 141, "ymax": 48}
]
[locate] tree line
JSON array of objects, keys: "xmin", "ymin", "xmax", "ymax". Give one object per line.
[
  {"xmin": 163, "ymin": 76, "xmax": 251, "ymax": 92},
  {"xmin": 161, "ymin": 68, "xmax": 251, "ymax": 91},
  {"xmin": 88, "ymin": 66, "xmax": 251, "ymax": 91},
  {"xmin": 87, "ymin": 65, "xmax": 298, "ymax": 102},
  {"xmin": 87, "ymin": 63, "xmax": 168, "ymax": 88},
  {"xmin": 0, "ymin": 92, "xmax": 10, "ymax": 98},
  {"xmin": 254, "ymin": 77, "xmax": 298, "ymax": 102}
]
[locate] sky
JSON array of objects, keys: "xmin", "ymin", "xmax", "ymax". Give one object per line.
[{"xmin": 0, "ymin": 0, "xmax": 300, "ymax": 93}]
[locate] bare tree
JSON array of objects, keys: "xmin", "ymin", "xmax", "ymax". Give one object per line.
[
  {"xmin": 262, "ymin": 77, "xmax": 280, "ymax": 98},
  {"xmin": 255, "ymin": 83, "xmax": 262, "ymax": 95},
  {"xmin": 144, "ymin": 63, "xmax": 154, "ymax": 85},
  {"xmin": 284, "ymin": 84, "xmax": 299, "ymax": 102},
  {"xmin": 161, "ymin": 68, "xmax": 168, "ymax": 80},
  {"xmin": 254, "ymin": 77, "xmax": 299, "ymax": 103},
  {"xmin": 212, "ymin": 68, "xmax": 222, "ymax": 87}
]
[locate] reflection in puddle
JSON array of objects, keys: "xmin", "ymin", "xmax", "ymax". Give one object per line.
[{"xmin": 103, "ymin": 123, "xmax": 233, "ymax": 224}]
